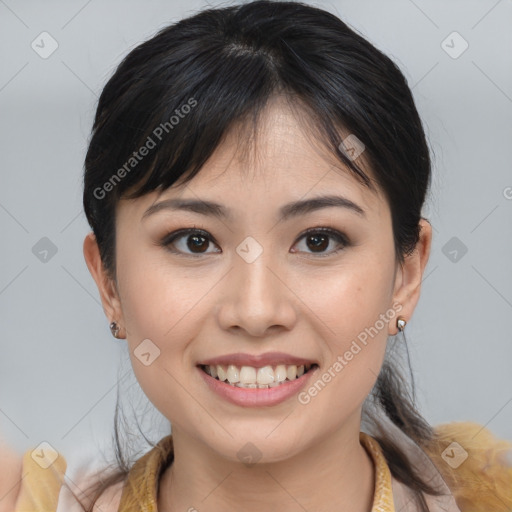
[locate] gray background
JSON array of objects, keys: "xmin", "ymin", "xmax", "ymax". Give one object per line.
[{"xmin": 1, "ymin": 0, "xmax": 511, "ymax": 473}]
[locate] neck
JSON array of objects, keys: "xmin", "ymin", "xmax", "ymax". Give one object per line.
[{"xmin": 157, "ymin": 414, "xmax": 375, "ymax": 512}]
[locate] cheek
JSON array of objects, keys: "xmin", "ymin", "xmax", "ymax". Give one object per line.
[
  {"xmin": 293, "ymin": 253, "xmax": 396, "ymax": 416},
  {"xmin": 303, "ymin": 254, "xmax": 395, "ymax": 350},
  {"xmin": 297, "ymin": 261, "xmax": 395, "ymax": 423},
  {"xmin": 116, "ymin": 238, "xmax": 203, "ymax": 341},
  {"xmin": 116, "ymin": 256, "xmax": 201, "ymax": 419}
]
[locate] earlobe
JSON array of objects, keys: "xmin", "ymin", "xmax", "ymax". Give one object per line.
[{"xmin": 83, "ymin": 232, "xmax": 123, "ymax": 326}]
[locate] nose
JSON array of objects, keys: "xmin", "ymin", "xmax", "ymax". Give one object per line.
[{"xmin": 216, "ymin": 246, "xmax": 298, "ymax": 337}]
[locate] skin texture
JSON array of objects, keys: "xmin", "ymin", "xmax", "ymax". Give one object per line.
[{"xmin": 83, "ymin": 96, "xmax": 432, "ymax": 512}]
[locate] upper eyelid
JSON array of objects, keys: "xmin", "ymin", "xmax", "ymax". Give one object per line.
[{"xmin": 162, "ymin": 226, "xmax": 347, "ymax": 241}]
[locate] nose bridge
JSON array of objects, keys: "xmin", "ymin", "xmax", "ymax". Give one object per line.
[
  {"xmin": 234, "ymin": 236, "xmax": 278, "ymax": 308},
  {"xmin": 217, "ymin": 236, "xmax": 296, "ymax": 336}
]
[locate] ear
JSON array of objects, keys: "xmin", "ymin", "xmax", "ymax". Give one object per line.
[
  {"xmin": 389, "ymin": 218, "xmax": 432, "ymax": 335},
  {"xmin": 83, "ymin": 231, "xmax": 125, "ymax": 336}
]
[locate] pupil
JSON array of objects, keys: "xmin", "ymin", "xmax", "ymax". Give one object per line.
[
  {"xmin": 188, "ymin": 235, "xmax": 207, "ymax": 253},
  {"xmin": 308, "ymin": 234, "xmax": 328, "ymax": 252}
]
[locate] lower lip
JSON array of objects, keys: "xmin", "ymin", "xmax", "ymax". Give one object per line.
[{"xmin": 197, "ymin": 365, "xmax": 318, "ymax": 407}]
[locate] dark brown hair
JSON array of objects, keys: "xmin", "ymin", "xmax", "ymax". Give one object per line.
[{"xmin": 75, "ymin": 1, "xmax": 450, "ymax": 510}]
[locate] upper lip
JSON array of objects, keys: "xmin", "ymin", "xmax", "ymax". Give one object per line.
[{"xmin": 198, "ymin": 352, "xmax": 318, "ymax": 368}]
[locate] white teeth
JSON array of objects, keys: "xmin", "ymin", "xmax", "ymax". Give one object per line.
[
  {"xmin": 203, "ymin": 362, "xmax": 316, "ymax": 387},
  {"xmin": 239, "ymin": 366, "xmax": 257, "ymax": 384},
  {"xmin": 227, "ymin": 364, "xmax": 240, "ymax": 383},
  {"xmin": 256, "ymin": 366, "xmax": 275, "ymax": 385},
  {"xmin": 217, "ymin": 365, "xmax": 227, "ymax": 382},
  {"xmin": 286, "ymin": 365, "xmax": 297, "ymax": 380},
  {"xmin": 236, "ymin": 382, "xmax": 268, "ymax": 389},
  {"xmin": 274, "ymin": 365, "xmax": 287, "ymax": 382}
]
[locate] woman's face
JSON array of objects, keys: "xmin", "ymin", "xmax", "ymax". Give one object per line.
[{"xmin": 85, "ymin": 97, "xmax": 431, "ymax": 463}]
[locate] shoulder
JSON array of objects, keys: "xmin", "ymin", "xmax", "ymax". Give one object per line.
[
  {"xmin": 425, "ymin": 421, "xmax": 512, "ymax": 512},
  {"xmin": 63, "ymin": 477, "xmax": 124, "ymax": 512},
  {"xmin": 57, "ymin": 458, "xmax": 126, "ymax": 512},
  {"xmin": 93, "ymin": 481, "xmax": 124, "ymax": 512},
  {"xmin": 0, "ymin": 440, "xmax": 23, "ymax": 512}
]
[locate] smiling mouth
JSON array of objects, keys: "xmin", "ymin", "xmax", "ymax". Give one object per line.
[{"xmin": 199, "ymin": 363, "xmax": 319, "ymax": 389}]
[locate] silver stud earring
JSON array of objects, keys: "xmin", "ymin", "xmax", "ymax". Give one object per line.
[
  {"xmin": 110, "ymin": 321, "xmax": 121, "ymax": 339},
  {"xmin": 396, "ymin": 316, "xmax": 407, "ymax": 333}
]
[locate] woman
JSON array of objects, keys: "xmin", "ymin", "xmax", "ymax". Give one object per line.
[{"xmin": 4, "ymin": 1, "xmax": 511, "ymax": 511}]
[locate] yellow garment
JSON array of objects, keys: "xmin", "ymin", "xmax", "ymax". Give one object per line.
[
  {"xmin": 423, "ymin": 422, "xmax": 512, "ymax": 512},
  {"xmin": 13, "ymin": 445, "xmax": 67, "ymax": 512},
  {"xmin": 12, "ymin": 422, "xmax": 512, "ymax": 512}
]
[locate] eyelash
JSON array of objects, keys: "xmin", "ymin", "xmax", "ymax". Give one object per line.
[{"xmin": 159, "ymin": 226, "xmax": 350, "ymax": 258}]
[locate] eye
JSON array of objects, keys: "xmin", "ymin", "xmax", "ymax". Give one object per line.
[
  {"xmin": 291, "ymin": 227, "xmax": 349, "ymax": 257},
  {"xmin": 160, "ymin": 228, "xmax": 220, "ymax": 257},
  {"xmin": 160, "ymin": 226, "xmax": 349, "ymax": 258}
]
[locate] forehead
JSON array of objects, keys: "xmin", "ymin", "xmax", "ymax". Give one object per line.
[{"xmin": 121, "ymin": 97, "xmax": 388, "ymax": 221}]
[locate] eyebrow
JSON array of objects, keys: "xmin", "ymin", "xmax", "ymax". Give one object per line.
[{"xmin": 141, "ymin": 194, "xmax": 366, "ymax": 222}]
